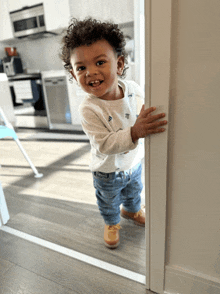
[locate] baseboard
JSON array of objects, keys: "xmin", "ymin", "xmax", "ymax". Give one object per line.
[{"xmin": 164, "ymin": 265, "xmax": 220, "ymax": 294}]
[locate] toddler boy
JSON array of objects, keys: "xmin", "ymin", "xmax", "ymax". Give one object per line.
[{"xmin": 61, "ymin": 18, "xmax": 167, "ymax": 248}]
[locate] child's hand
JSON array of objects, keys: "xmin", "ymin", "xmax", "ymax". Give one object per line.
[{"xmin": 131, "ymin": 105, "xmax": 168, "ymax": 143}]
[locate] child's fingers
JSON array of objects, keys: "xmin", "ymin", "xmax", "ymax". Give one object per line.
[
  {"xmin": 147, "ymin": 128, "xmax": 166, "ymax": 134},
  {"xmin": 139, "ymin": 104, "xmax": 145, "ymax": 114},
  {"xmin": 147, "ymin": 109, "xmax": 166, "ymax": 122},
  {"xmin": 142, "ymin": 106, "xmax": 157, "ymax": 117},
  {"xmin": 139, "ymin": 105, "xmax": 155, "ymax": 117},
  {"xmin": 147, "ymin": 119, "xmax": 167, "ymax": 129},
  {"xmin": 145, "ymin": 106, "xmax": 156, "ymax": 112}
]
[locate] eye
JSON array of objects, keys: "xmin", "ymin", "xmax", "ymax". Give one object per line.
[
  {"xmin": 97, "ymin": 60, "xmax": 105, "ymax": 66},
  {"xmin": 77, "ymin": 66, "xmax": 85, "ymax": 72}
]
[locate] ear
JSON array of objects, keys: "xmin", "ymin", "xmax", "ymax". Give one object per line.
[{"xmin": 117, "ymin": 56, "xmax": 125, "ymax": 76}]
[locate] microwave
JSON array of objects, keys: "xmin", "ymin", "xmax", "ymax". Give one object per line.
[{"xmin": 10, "ymin": 3, "xmax": 46, "ymax": 38}]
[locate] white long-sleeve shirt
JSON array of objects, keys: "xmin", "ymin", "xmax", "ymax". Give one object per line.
[{"xmin": 79, "ymin": 80, "xmax": 144, "ymax": 173}]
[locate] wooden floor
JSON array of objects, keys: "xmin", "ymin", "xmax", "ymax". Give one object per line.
[{"xmin": 0, "ymin": 125, "xmax": 153, "ymax": 294}]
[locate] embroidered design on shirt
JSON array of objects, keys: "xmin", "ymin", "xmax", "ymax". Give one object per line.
[
  {"xmin": 108, "ymin": 116, "xmax": 113, "ymax": 122},
  {"xmin": 125, "ymin": 113, "xmax": 130, "ymax": 119},
  {"xmin": 128, "ymin": 94, "xmax": 133, "ymax": 97}
]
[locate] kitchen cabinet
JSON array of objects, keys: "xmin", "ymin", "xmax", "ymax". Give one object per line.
[
  {"xmin": 43, "ymin": 0, "xmax": 70, "ymax": 32},
  {"xmin": 69, "ymin": 0, "xmax": 134, "ymax": 24},
  {"xmin": 7, "ymin": 0, "xmax": 70, "ymax": 32},
  {"xmin": 0, "ymin": 0, "xmax": 40, "ymax": 41},
  {"xmin": 0, "ymin": 0, "xmax": 70, "ymax": 42},
  {"xmin": 7, "ymin": 0, "xmax": 40, "ymax": 12},
  {"xmin": 0, "ymin": 1, "xmax": 13, "ymax": 41},
  {"xmin": 0, "ymin": 73, "xmax": 16, "ymax": 125}
]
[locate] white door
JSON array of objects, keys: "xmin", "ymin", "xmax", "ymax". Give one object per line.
[{"xmin": 145, "ymin": 1, "xmax": 220, "ymax": 293}]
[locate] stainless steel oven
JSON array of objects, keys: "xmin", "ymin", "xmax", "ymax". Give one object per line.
[{"xmin": 10, "ymin": 3, "xmax": 46, "ymax": 38}]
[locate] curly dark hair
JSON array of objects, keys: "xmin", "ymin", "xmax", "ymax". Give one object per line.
[{"xmin": 61, "ymin": 17, "xmax": 128, "ymax": 80}]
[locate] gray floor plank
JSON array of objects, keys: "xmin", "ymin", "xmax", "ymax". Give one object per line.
[
  {"xmin": 0, "ymin": 257, "xmax": 14, "ymax": 276},
  {"xmin": 5, "ymin": 189, "xmax": 145, "ymax": 275},
  {"xmin": 0, "ymin": 130, "xmax": 149, "ymax": 293},
  {"xmin": 0, "ymin": 231, "xmax": 147, "ymax": 294},
  {"xmin": 0, "ymin": 263, "xmax": 77, "ymax": 294}
]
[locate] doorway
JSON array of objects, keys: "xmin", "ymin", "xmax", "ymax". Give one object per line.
[{"xmin": 0, "ymin": 0, "xmax": 147, "ymax": 288}]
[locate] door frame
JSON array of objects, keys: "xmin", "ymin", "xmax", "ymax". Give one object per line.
[{"xmin": 145, "ymin": 1, "xmax": 172, "ymax": 293}]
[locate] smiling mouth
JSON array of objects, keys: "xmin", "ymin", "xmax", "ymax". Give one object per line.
[{"xmin": 89, "ymin": 80, "xmax": 104, "ymax": 87}]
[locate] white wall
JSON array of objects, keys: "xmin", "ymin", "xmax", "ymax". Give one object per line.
[
  {"xmin": 2, "ymin": 35, "xmax": 65, "ymax": 72},
  {"xmin": 164, "ymin": 0, "xmax": 220, "ymax": 293},
  {"xmin": 145, "ymin": 1, "xmax": 220, "ymax": 293},
  {"xmin": 0, "ymin": 73, "xmax": 16, "ymax": 125}
]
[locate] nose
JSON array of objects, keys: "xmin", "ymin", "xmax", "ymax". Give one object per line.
[{"xmin": 85, "ymin": 65, "xmax": 98, "ymax": 77}]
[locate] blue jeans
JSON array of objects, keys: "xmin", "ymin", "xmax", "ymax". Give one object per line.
[{"xmin": 92, "ymin": 163, "xmax": 143, "ymax": 225}]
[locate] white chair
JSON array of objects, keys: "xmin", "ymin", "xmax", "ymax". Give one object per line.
[
  {"xmin": 0, "ymin": 181, "xmax": 9, "ymax": 226},
  {"xmin": 0, "ymin": 107, "xmax": 43, "ymax": 178}
]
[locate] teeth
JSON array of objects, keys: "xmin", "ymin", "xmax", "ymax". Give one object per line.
[
  {"xmin": 90, "ymin": 80, "xmax": 99, "ymax": 84},
  {"xmin": 89, "ymin": 80, "xmax": 102, "ymax": 87}
]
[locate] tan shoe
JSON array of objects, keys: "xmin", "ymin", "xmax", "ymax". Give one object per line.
[
  {"xmin": 121, "ymin": 208, "xmax": 145, "ymax": 227},
  {"xmin": 104, "ymin": 224, "xmax": 121, "ymax": 249}
]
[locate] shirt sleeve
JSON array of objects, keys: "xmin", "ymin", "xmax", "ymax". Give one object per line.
[{"xmin": 79, "ymin": 106, "xmax": 138, "ymax": 155}]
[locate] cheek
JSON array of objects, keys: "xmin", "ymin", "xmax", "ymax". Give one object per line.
[
  {"xmin": 75, "ymin": 73, "xmax": 83, "ymax": 82},
  {"xmin": 77, "ymin": 76, "xmax": 87, "ymax": 88}
]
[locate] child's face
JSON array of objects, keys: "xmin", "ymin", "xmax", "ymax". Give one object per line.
[{"xmin": 70, "ymin": 39, "xmax": 124, "ymax": 100}]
